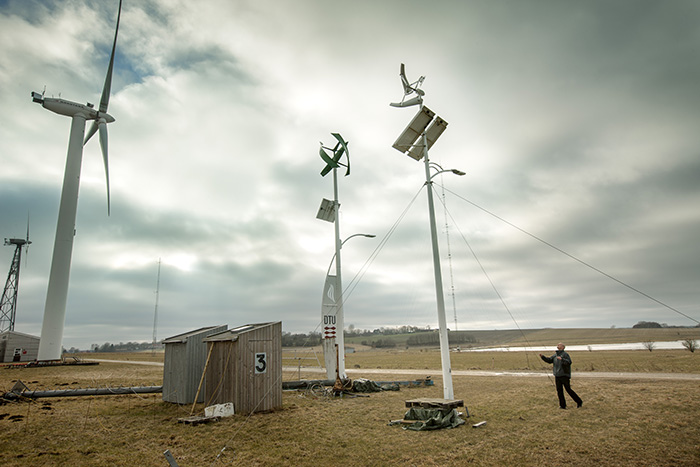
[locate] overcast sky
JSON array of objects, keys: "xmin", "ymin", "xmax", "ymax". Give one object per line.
[{"xmin": 1, "ymin": 0, "xmax": 698, "ymax": 350}]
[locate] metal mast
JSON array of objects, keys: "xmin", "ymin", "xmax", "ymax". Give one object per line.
[
  {"xmin": 1, "ymin": 235, "xmax": 31, "ymax": 333},
  {"xmin": 390, "ymin": 63, "xmax": 465, "ymax": 400},
  {"xmin": 152, "ymin": 258, "xmax": 161, "ymax": 353},
  {"xmin": 442, "ymin": 183, "xmax": 458, "ymax": 331},
  {"xmin": 317, "ymin": 133, "xmax": 351, "ymax": 380}
]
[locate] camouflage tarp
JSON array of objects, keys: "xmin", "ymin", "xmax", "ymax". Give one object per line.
[
  {"xmin": 351, "ymin": 378, "xmax": 383, "ymax": 393},
  {"xmin": 401, "ymin": 407, "xmax": 465, "ymax": 431}
]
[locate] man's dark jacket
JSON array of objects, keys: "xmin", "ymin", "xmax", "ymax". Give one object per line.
[{"xmin": 541, "ymin": 350, "xmax": 572, "ymax": 377}]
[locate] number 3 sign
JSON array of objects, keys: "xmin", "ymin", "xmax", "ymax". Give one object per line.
[{"xmin": 254, "ymin": 352, "xmax": 267, "ymax": 374}]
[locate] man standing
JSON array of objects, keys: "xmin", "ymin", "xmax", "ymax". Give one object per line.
[{"xmin": 540, "ymin": 343, "xmax": 583, "ymax": 409}]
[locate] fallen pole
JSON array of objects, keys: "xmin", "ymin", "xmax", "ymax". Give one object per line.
[
  {"xmin": 3, "ymin": 381, "xmax": 162, "ymax": 400},
  {"xmin": 374, "ymin": 378, "xmax": 434, "ymax": 387},
  {"xmin": 281, "ymin": 377, "xmax": 433, "ymax": 390},
  {"xmin": 282, "ymin": 379, "xmax": 335, "ymax": 390}
]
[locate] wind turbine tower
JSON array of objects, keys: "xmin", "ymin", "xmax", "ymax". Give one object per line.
[
  {"xmin": 31, "ymin": 0, "xmax": 123, "ymax": 361},
  {"xmin": 0, "ymin": 228, "xmax": 32, "ymax": 333}
]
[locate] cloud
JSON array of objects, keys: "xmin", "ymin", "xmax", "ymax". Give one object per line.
[{"xmin": 0, "ymin": 0, "xmax": 698, "ymax": 350}]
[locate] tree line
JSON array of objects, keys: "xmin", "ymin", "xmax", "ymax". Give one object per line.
[
  {"xmin": 65, "ymin": 341, "xmax": 163, "ymax": 353},
  {"xmin": 633, "ymin": 321, "xmax": 700, "ymax": 328},
  {"xmin": 281, "ymin": 328, "xmax": 477, "ymax": 349}
]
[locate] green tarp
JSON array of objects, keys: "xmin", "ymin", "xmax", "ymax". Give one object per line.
[
  {"xmin": 351, "ymin": 378, "xmax": 400, "ymax": 393},
  {"xmin": 396, "ymin": 407, "xmax": 465, "ymax": 431}
]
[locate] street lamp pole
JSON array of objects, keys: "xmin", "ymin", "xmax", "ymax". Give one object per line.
[
  {"xmin": 390, "ymin": 63, "xmax": 464, "ymax": 400},
  {"xmin": 326, "ymin": 234, "xmax": 377, "ymax": 277},
  {"xmin": 331, "ymin": 166, "xmax": 345, "ymax": 378},
  {"xmin": 423, "ymin": 138, "xmax": 464, "ymax": 400},
  {"xmin": 317, "ymin": 133, "xmax": 374, "ymax": 381},
  {"xmin": 324, "ymin": 231, "xmax": 375, "ymax": 380}
]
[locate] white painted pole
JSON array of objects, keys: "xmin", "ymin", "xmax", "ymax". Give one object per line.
[
  {"xmin": 332, "ymin": 166, "xmax": 347, "ymax": 379},
  {"xmin": 422, "ymin": 132, "xmax": 454, "ymax": 400},
  {"xmin": 38, "ymin": 114, "xmax": 87, "ymax": 361},
  {"xmin": 321, "ymin": 274, "xmax": 338, "ymax": 380}
]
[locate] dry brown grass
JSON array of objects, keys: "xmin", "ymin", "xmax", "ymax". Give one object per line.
[
  {"xmin": 1, "ymin": 350, "xmax": 699, "ymax": 466},
  {"xmin": 345, "ymin": 348, "xmax": 700, "ymax": 374}
]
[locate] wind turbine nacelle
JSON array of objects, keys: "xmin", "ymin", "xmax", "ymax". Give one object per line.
[
  {"xmin": 41, "ymin": 97, "xmax": 92, "ymax": 118},
  {"xmin": 38, "ymin": 96, "xmax": 108, "ymax": 121},
  {"xmin": 5, "ymin": 238, "xmax": 29, "ymax": 246},
  {"xmin": 31, "ymin": 91, "xmax": 44, "ymax": 104}
]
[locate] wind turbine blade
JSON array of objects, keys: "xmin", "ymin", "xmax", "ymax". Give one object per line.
[
  {"xmin": 24, "ymin": 215, "xmax": 31, "ymax": 265},
  {"xmin": 319, "ymin": 147, "xmax": 338, "ymax": 177},
  {"xmin": 84, "ymin": 120, "xmax": 99, "ymax": 145},
  {"xmin": 98, "ymin": 122, "xmax": 111, "ymax": 215},
  {"xmin": 389, "ymin": 96, "xmax": 423, "ymax": 108},
  {"xmin": 400, "ymin": 63, "xmax": 411, "ymax": 94},
  {"xmin": 99, "ymin": 0, "xmax": 122, "ymax": 113}
]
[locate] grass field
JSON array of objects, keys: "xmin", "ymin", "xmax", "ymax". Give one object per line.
[
  {"xmin": 345, "ymin": 348, "xmax": 700, "ymax": 374},
  {"xmin": 1, "ymin": 343, "xmax": 699, "ymax": 466}
]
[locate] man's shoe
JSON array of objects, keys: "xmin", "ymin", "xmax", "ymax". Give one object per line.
[{"xmin": 577, "ymin": 402, "xmax": 583, "ymax": 408}]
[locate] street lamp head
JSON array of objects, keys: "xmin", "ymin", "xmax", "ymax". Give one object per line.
[
  {"xmin": 427, "ymin": 165, "xmax": 466, "ymax": 181},
  {"xmin": 340, "ymin": 233, "xmax": 376, "ymax": 246},
  {"xmin": 328, "ymin": 233, "xmax": 377, "ymax": 275}
]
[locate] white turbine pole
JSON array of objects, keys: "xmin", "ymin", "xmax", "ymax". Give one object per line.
[
  {"xmin": 332, "ymin": 166, "xmax": 347, "ymax": 379},
  {"xmin": 38, "ymin": 115, "xmax": 87, "ymax": 361},
  {"xmin": 33, "ymin": 0, "xmax": 121, "ymax": 361},
  {"xmin": 389, "ymin": 64, "xmax": 461, "ymax": 400},
  {"xmin": 423, "ymin": 132, "xmax": 454, "ymax": 400},
  {"xmin": 317, "ymin": 133, "xmax": 351, "ymax": 381}
]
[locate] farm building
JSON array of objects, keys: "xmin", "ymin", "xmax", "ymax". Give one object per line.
[
  {"xmin": 162, "ymin": 325, "xmax": 228, "ymax": 404},
  {"xmin": 0, "ymin": 330, "xmax": 40, "ymax": 363},
  {"xmin": 203, "ymin": 322, "xmax": 282, "ymax": 415}
]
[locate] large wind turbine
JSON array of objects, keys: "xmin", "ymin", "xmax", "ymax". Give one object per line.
[{"xmin": 31, "ymin": 0, "xmax": 122, "ymax": 361}]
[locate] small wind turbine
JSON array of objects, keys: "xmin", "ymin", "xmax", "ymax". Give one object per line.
[
  {"xmin": 390, "ymin": 63, "xmax": 425, "ymax": 108},
  {"xmin": 31, "ymin": 0, "xmax": 123, "ymax": 361}
]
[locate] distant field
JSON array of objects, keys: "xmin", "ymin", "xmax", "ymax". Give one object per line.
[
  {"xmin": 344, "ymin": 327, "xmax": 700, "ymax": 348},
  {"xmin": 1, "ymin": 348, "xmax": 699, "ymax": 466},
  {"xmin": 342, "ymin": 348, "xmax": 700, "ymax": 374},
  {"xmin": 84, "ymin": 345, "xmax": 700, "ymax": 375}
]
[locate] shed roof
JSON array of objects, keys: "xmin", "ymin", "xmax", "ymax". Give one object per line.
[
  {"xmin": 0, "ymin": 330, "xmax": 40, "ymax": 341},
  {"xmin": 203, "ymin": 322, "xmax": 280, "ymax": 342},
  {"xmin": 162, "ymin": 325, "xmax": 227, "ymax": 344}
]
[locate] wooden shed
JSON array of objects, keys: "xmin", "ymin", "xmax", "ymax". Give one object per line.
[
  {"xmin": 162, "ymin": 325, "xmax": 227, "ymax": 404},
  {"xmin": 0, "ymin": 331, "xmax": 40, "ymax": 363},
  {"xmin": 203, "ymin": 322, "xmax": 282, "ymax": 415}
]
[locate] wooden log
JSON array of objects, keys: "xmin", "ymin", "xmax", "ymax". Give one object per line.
[{"xmin": 177, "ymin": 415, "xmax": 220, "ymax": 425}]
